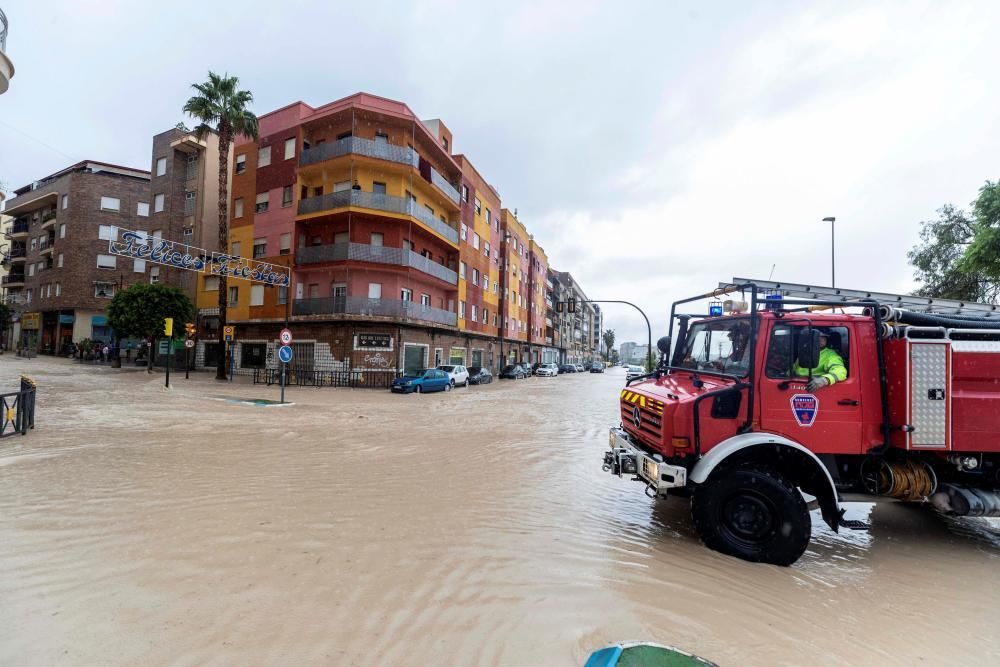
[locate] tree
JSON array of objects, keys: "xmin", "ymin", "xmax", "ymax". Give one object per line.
[
  {"xmin": 602, "ymin": 328, "xmax": 615, "ymax": 361},
  {"xmin": 106, "ymin": 284, "xmax": 194, "ymax": 372},
  {"xmin": 908, "ymin": 182, "xmax": 1000, "ymax": 304},
  {"xmin": 183, "ymin": 72, "xmax": 259, "ymax": 380}
]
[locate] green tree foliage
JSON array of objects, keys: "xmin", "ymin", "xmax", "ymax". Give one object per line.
[
  {"xmin": 106, "ymin": 283, "xmax": 194, "ymax": 342},
  {"xmin": 909, "ymin": 181, "xmax": 1000, "ymax": 303},
  {"xmin": 602, "ymin": 328, "xmax": 616, "ymax": 360},
  {"xmin": 184, "ymin": 71, "xmax": 259, "ymax": 380}
]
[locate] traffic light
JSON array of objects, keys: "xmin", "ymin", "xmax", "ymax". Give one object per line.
[
  {"xmin": 184, "ymin": 322, "xmax": 196, "ymax": 338},
  {"xmin": 556, "ymin": 301, "xmax": 564, "ymax": 313},
  {"xmin": 568, "ymin": 299, "xmax": 577, "ymax": 314}
]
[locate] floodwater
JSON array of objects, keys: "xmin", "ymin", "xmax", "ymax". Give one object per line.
[{"xmin": 1, "ymin": 357, "xmax": 997, "ymax": 666}]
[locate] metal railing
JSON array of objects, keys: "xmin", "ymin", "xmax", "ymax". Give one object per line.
[
  {"xmin": 301, "ymin": 136, "xmax": 419, "ymax": 168},
  {"xmin": 293, "ymin": 295, "xmax": 457, "ymax": 326},
  {"xmin": 1, "ymin": 377, "xmax": 36, "ymax": 438},
  {"xmin": 430, "ymin": 167, "xmax": 460, "ymax": 204},
  {"xmin": 297, "ymin": 190, "xmax": 459, "ymax": 244},
  {"xmin": 253, "ymin": 367, "xmax": 401, "ymax": 389},
  {"xmin": 4, "ymin": 220, "xmax": 29, "ymax": 237},
  {"xmin": 2, "ymin": 274, "xmax": 26, "ymax": 285},
  {"xmin": 296, "ymin": 242, "xmax": 458, "ymax": 284}
]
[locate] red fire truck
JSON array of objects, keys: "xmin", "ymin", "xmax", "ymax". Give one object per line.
[{"xmin": 603, "ymin": 279, "xmax": 1000, "ymax": 565}]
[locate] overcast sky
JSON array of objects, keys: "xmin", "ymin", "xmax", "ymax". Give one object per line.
[{"xmin": 2, "ymin": 1, "xmax": 999, "ymax": 345}]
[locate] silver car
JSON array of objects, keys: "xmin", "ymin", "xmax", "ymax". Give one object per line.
[
  {"xmin": 437, "ymin": 364, "xmax": 470, "ymax": 387},
  {"xmin": 535, "ymin": 363, "xmax": 559, "ymax": 377},
  {"xmin": 625, "ymin": 365, "xmax": 645, "ymax": 381}
]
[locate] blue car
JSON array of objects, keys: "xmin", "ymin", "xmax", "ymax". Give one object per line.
[{"xmin": 390, "ymin": 368, "xmax": 452, "ymax": 394}]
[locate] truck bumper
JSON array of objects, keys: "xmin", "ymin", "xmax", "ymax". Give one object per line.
[{"xmin": 604, "ymin": 427, "xmax": 687, "ymax": 497}]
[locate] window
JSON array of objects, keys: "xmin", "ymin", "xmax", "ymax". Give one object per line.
[
  {"xmin": 374, "ymin": 132, "xmax": 389, "ymax": 144},
  {"xmin": 61, "ymin": 194, "xmax": 69, "ymax": 209},
  {"xmin": 28, "ymin": 264, "xmax": 34, "ymax": 277},
  {"xmin": 370, "ymin": 232, "xmax": 384, "ymax": 247},
  {"xmin": 368, "ymin": 283, "xmax": 382, "ymax": 299},
  {"xmin": 97, "ymin": 254, "xmax": 117, "ymax": 269},
  {"xmin": 461, "ymin": 224, "xmax": 468, "ymax": 241},
  {"xmin": 459, "ymin": 262, "xmax": 467, "ymax": 279},
  {"xmin": 57, "ymin": 253, "xmax": 64, "ymax": 268},
  {"xmin": 424, "ymin": 204, "xmax": 434, "ymax": 216},
  {"xmin": 250, "ymin": 284, "xmax": 265, "ymax": 306},
  {"xmin": 184, "ymin": 154, "xmax": 198, "ymax": 180},
  {"xmin": 234, "ymin": 198, "xmax": 244, "ymax": 218},
  {"xmin": 403, "ymin": 239, "xmax": 414, "ymax": 252},
  {"xmin": 95, "ymin": 282, "xmax": 116, "ymax": 298},
  {"xmin": 459, "ymin": 300, "xmax": 466, "ymax": 318},
  {"xmin": 235, "ymin": 154, "xmax": 246, "ymax": 174},
  {"xmin": 474, "ymin": 198, "xmax": 482, "ymax": 215},
  {"xmin": 59, "ymin": 223, "xmax": 66, "ymax": 238},
  {"xmin": 765, "ymin": 325, "xmax": 850, "ymax": 379},
  {"xmin": 483, "ymin": 277, "xmax": 489, "ymax": 291},
  {"xmin": 137, "ymin": 202, "xmax": 149, "ymax": 217},
  {"xmin": 229, "ymin": 286, "xmax": 239, "ymax": 306},
  {"xmin": 421, "ymin": 293, "xmax": 431, "ymax": 306},
  {"xmin": 29, "ymin": 238, "xmax": 37, "ymax": 251},
  {"xmin": 472, "ymin": 233, "xmax": 480, "ymax": 250},
  {"xmin": 26, "ymin": 290, "xmax": 32, "ymax": 304},
  {"xmin": 184, "ymin": 190, "xmax": 196, "ymax": 216},
  {"xmin": 335, "ymin": 180, "xmax": 351, "ymax": 192},
  {"xmin": 493, "ymin": 313, "xmax": 498, "ymax": 326},
  {"xmin": 149, "ymin": 266, "xmax": 160, "ymax": 284},
  {"xmin": 373, "ymin": 182, "xmax": 387, "ymax": 195},
  {"xmin": 485, "ymin": 208, "xmax": 491, "ymax": 226},
  {"xmin": 134, "ymin": 259, "xmax": 146, "ymax": 273},
  {"xmin": 461, "ymin": 184, "xmax": 469, "ymax": 202},
  {"xmin": 280, "ymin": 137, "xmax": 295, "ymax": 160},
  {"xmin": 483, "ymin": 308, "xmax": 489, "ymax": 324},
  {"xmin": 472, "ymin": 269, "xmax": 479, "ymax": 286},
  {"xmin": 253, "ymin": 238, "xmax": 267, "ymax": 258},
  {"xmin": 280, "ymin": 233, "xmax": 291, "ymax": 255},
  {"xmin": 231, "ymin": 241, "xmax": 241, "ymax": 257},
  {"xmin": 401, "ymin": 288, "xmax": 412, "ymax": 302},
  {"xmin": 471, "ymin": 305, "xmax": 477, "ymax": 322},
  {"xmin": 282, "ymin": 185, "xmax": 293, "ymax": 207},
  {"xmin": 55, "ymin": 283, "xmax": 62, "ymax": 296},
  {"xmin": 258, "ymin": 145, "xmax": 271, "ymax": 167},
  {"xmin": 255, "ymin": 192, "xmax": 269, "ymax": 213},
  {"xmin": 334, "ymin": 232, "xmax": 349, "ymax": 245},
  {"xmin": 278, "ymin": 286, "xmax": 288, "ymax": 305},
  {"xmin": 154, "ymin": 193, "xmax": 165, "ymax": 213},
  {"xmin": 308, "ymin": 283, "xmax": 320, "ymax": 299},
  {"xmin": 155, "ymin": 157, "xmax": 166, "ymax": 176},
  {"xmin": 100, "ymin": 196, "xmax": 120, "ymax": 212},
  {"xmin": 484, "ymin": 241, "xmax": 491, "ymax": 257},
  {"xmin": 98, "ymin": 224, "xmax": 117, "ymax": 241},
  {"xmin": 204, "ymin": 276, "xmax": 219, "ymax": 291}
]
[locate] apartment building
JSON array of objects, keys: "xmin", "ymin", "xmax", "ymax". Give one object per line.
[
  {"xmin": 547, "ymin": 269, "xmax": 599, "ymax": 364},
  {"xmin": 1, "ymin": 161, "xmax": 152, "ymax": 353}
]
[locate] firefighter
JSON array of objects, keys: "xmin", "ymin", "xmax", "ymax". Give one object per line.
[
  {"xmin": 712, "ymin": 321, "xmax": 751, "ymax": 373},
  {"xmin": 794, "ymin": 331, "xmax": 846, "ymax": 392}
]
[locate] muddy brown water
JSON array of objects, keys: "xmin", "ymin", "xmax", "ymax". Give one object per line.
[{"xmin": 0, "ymin": 357, "xmax": 997, "ymax": 665}]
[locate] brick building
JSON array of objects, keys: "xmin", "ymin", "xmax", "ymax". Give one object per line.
[{"xmin": 1, "ymin": 161, "xmax": 157, "ymax": 353}]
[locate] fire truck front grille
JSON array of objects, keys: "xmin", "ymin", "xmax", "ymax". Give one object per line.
[{"xmin": 620, "ymin": 389, "xmax": 664, "ymax": 443}]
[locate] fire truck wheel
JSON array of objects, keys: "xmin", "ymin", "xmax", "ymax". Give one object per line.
[{"xmin": 691, "ymin": 465, "xmax": 811, "ymax": 566}]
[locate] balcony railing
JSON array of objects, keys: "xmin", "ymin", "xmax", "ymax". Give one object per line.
[
  {"xmin": 296, "ymin": 242, "xmax": 458, "ymax": 285},
  {"xmin": 301, "ymin": 136, "xmax": 419, "ymax": 168},
  {"xmin": 298, "ymin": 190, "xmax": 459, "ymax": 244},
  {"xmin": 4, "ymin": 220, "xmax": 29, "ymax": 237},
  {"xmin": 2, "ymin": 274, "xmax": 26, "ymax": 285},
  {"xmin": 429, "ymin": 167, "xmax": 460, "ymax": 204},
  {"xmin": 293, "ymin": 296, "xmax": 457, "ymax": 327}
]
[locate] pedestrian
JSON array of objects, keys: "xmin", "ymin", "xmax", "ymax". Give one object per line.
[{"xmin": 102, "ymin": 344, "xmax": 109, "ymax": 363}]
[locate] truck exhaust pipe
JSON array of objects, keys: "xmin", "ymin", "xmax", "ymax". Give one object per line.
[{"xmin": 930, "ymin": 484, "xmax": 1000, "ymax": 517}]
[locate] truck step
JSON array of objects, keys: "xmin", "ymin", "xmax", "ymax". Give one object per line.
[{"xmin": 839, "ymin": 519, "xmax": 871, "ymax": 531}]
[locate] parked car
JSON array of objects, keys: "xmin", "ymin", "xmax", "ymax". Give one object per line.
[
  {"xmin": 437, "ymin": 364, "xmax": 470, "ymax": 387},
  {"xmin": 499, "ymin": 364, "xmax": 528, "ymax": 379},
  {"xmin": 590, "ymin": 362, "xmax": 605, "ymax": 373},
  {"xmin": 574, "ymin": 364, "xmax": 585, "ymax": 372},
  {"xmin": 559, "ymin": 364, "xmax": 577, "ymax": 373},
  {"xmin": 531, "ymin": 362, "xmax": 543, "ymax": 374},
  {"xmin": 467, "ymin": 367, "xmax": 493, "ymax": 385},
  {"xmin": 625, "ymin": 365, "xmax": 645, "ymax": 381},
  {"xmin": 535, "ymin": 363, "xmax": 559, "ymax": 377},
  {"xmin": 391, "ymin": 368, "xmax": 452, "ymax": 394}
]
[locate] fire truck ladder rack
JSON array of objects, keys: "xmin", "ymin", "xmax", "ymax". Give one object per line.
[{"xmin": 723, "ymin": 278, "xmax": 1000, "ymax": 317}]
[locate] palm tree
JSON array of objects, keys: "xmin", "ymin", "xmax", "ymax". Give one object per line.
[
  {"xmin": 602, "ymin": 328, "xmax": 615, "ymax": 361},
  {"xmin": 183, "ymin": 72, "xmax": 259, "ymax": 380}
]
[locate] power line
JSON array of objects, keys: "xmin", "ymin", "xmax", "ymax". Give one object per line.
[{"xmin": 0, "ymin": 119, "xmax": 79, "ymax": 162}]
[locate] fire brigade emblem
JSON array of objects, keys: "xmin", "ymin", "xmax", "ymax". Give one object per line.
[{"xmin": 790, "ymin": 394, "xmax": 819, "ymax": 427}]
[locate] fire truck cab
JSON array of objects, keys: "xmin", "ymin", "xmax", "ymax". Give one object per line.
[{"xmin": 603, "ymin": 279, "xmax": 1000, "ymax": 565}]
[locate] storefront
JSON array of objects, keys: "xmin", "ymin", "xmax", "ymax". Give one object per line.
[{"xmin": 20, "ymin": 312, "xmax": 40, "ymax": 352}]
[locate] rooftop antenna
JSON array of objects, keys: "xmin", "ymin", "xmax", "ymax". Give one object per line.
[{"xmin": 768, "ymin": 263, "xmax": 776, "ymax": 281}]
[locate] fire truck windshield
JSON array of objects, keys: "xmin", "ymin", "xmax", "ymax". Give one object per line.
[{"xmin": 677, "ymin": 318, "xmax": 752, "ymax": 376}]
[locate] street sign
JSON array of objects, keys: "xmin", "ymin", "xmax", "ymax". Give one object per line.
[
  {"xmin": 223, "ymin": 326, "xmax": 235, "ymax": 342},
  {"xmin": 278, "ymin": 345, "xmax": 293, "ymax": 363},
  {"xmin": 279, "ymin": 328, "xmax": 293, "ymax": 345},
  {"xmin": 184, "ymin": 339, "xmax": 195, "ymax": 349},
  {"xmin": 164, "ymin": 318, "xmax": 173, "ymax": 336}
]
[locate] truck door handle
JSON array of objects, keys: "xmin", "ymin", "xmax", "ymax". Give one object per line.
[{"xmin": 838, "ymin": 399, "xmax": 859, "ymax": 406}]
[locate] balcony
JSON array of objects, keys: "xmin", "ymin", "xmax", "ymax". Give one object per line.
[
  {"xmin": 4, "ymin": 219, "xmax": 28, "ymax": 239},
  {"xmin": 296, "ymin": 242, "xmax": 458, "ymax": 285},
  {"xmin": 2, "ymin": 274, "xmax": 26, "ymax": 287},
  {"xmin": 40, "ymin": 210, "xmax": 57, "ymax": 230},
  {"xmin": 301, "ymin": 135, "xmax": 419, "ymax": 169},
  {"xmin": 429, "ymin": 167, "xmax": 460, "ymax": 204},
  {"xmin": 293, "ymin": 296, "xmax": 457, "ymax": 327},
  {"xmin": 298, "ymin": 190, "xmax": 459, "ymax": 245}
]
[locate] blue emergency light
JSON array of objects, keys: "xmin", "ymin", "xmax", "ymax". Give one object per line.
[{"xmin": 709, "ymin": 301, "xmax": 723, "ymax": 316}]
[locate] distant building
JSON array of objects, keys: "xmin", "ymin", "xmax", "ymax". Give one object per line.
[
  {"xmin": 0, "ymin": 8, "xmax": 14, "ymax": 94},
  {"xmin": 620, "ymin": 341, "xmax": 637, "ymax": 364}
]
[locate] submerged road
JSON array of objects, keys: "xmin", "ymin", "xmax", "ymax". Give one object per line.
[{"xmin": 0, "ymin": 356, "xmax": 997, "ymax": 665}]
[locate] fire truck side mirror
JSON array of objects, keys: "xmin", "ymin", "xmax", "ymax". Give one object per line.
[
  {"xmin": 656, "ymin": 336, "xmax": 671, "ymax": 356},
  {"xmin": 797, "ymin": 329, "xmax": 822, "ymax": 369}
]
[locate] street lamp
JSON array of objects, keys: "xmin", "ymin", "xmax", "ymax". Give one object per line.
[{"xmin": 822, "ymin": 216, "xmax": 836, "ymax": 288}]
